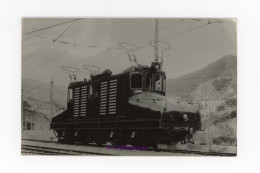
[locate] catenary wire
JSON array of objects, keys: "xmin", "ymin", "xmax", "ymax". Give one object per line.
[
  {"xmin": 23, "ymin": 19, "xmax": 79, "ymax": 61},
  {"xmin": 23, "ymin": 19, "xmax": 185, "ymax": 86},
  {"xmin": 23, "ymin": 19, "xmax": 229, "ymax": 94},
  {"xmin": 23, "ymin": 20, "xmax": 116, "ymax": 75},
  {"xmin": 25, "ymin": 18, "xmax": 81, "ymax": 35}
]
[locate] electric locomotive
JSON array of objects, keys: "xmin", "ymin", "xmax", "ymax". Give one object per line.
[{"xmin": 50, "ymin": 61, "xmax": 201, "ymax": 146}]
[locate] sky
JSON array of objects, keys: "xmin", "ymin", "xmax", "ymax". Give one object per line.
[{"xmin": 22, "ymin": 18, "xmax": 236, "ymax": 86}]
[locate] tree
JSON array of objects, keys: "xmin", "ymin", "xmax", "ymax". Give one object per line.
[{"xmin": 23, "ymin": 100, "xmax": 31, "ymax": 108}]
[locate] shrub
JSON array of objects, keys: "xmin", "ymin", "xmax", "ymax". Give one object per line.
[
  {"xmin": 212, "ymin": 136, "xmax": 237, "ymax": 146},
  {"xmin": 23, "ymin": 100, "xmax": 31, "ymax": 108},
  {"xmin": 228, "ymin": 111, "xmax": 237, "ymax": 118},
  {"xmin": 225, "ymin": 98, "xmax": 237, "ymax": 107},
  {"xmin": 217, "ymin": 105, "xmax": 225, "ymax": 111}
]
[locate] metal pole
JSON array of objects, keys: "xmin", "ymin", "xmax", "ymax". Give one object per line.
[
  {"xmin": 22, "ymin": 89, "xmax": 25, "ymax": 130},
  {"xmin": 154, "ymin": 19, "xmax": 159, "ymax": 62},
  {"xmin": 31, "ymin": 115, "xmax": 33, "ymax": 130},
  {"xmin": 50, "ymin": 77, "xmax": 54, "ymax": 117},
  {"xmin": 209, "ymin": 125, "xmax": 212, "ymax": 151},
  {"xmin": 206, "ymin": 113, "xmax": 212, "ymax": 151}
]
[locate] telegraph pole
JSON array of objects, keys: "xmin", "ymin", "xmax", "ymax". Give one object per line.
[
  {"xmin": 50, "ymin": 77, "xmax": 54, "ymax": 117},
  {"xmin": 154, "ymin": 18, "xmax": 159, "ymax": 62},
  {"xmin": 22, "ymin": 89, "xmax": 26, "ymax": 130}
]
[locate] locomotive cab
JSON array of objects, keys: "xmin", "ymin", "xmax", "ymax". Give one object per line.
[{"xmin": 129, "ymin": 62, "xmax": 166, "ymax": 96}]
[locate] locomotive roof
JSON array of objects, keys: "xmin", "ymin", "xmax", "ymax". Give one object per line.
[
  {"xmin": 69, "ymin": 64, "xmax": 165, "ymax": 88},
  {"xmin": 128, "ymin": 92, "xmax": 198, "ymax": 113}
]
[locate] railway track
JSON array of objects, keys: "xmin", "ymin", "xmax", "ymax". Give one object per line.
[
  {"xmin": 22, "ymin": 138, "xmax": 236, "ymax": 156},
  {"xmin": 22, "ymin": 139, "xmax": 112, "ymax": 155}
]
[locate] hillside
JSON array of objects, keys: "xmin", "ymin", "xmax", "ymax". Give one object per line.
[
  {"xmin": 22, "ymin": 78, "xmax": 67, "ymax": 118},
  {"xmin": 166, "ymin": 55, "xmax": 237, "ymax": 101},
  {"xmin": 165, "ymin": 55, "xmax": 237, "ymax": 146},
  {"xmin": 22, "ymin": 78, "xmax": 67, "ymax": 106},
  {"xmin": 23, "ymin": 107, "xmax": 50, "ymax": 130}
]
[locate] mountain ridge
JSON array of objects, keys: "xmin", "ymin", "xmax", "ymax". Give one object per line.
[{"xmin": 166, "ymin": 55, "xmax": 237, "ymax": 101}]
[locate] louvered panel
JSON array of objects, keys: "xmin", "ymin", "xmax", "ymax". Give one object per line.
[
  {"xmin": 73, "ymin": 87, "xmax": 80, "ymax": 117},
  {"xmin": 109, "ymin": 79, "xmax": 117, "ymax": 115},
  {"xmin": 99, "ymin": 81, "xmax": 108, "ymax": 115},
  {"xmin": 109, "ymin": 85, "xmax": 117, "ymax": 89},
  {"xmin": 80, "ymin": 85, "xmax": 87, "ymax": 116}
]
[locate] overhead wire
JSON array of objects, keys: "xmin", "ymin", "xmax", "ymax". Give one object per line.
[
  {"xmin": 23, "ymin": 20, "xmax": 116, "ymax": 76},
  {"xmin": 23, "ymin": 19, "xmax": 79, "ymax": 62},
  {"xmin": 25, "ymin": 18, "xmax": 81, "ymax": 35},
  {"xmin": 53, "ymin": 20, "xmax": 77, "ymax": 42},
  {"xmin": 22, "ymin": 42, "xmax": 53, "ymax": 61},
  {"xmin": 22, "ymin": 19, "xmax": 214, "ymax": 90},
  {"xmin": 23, "ymin": 19, "xmax": 185, "ymax": 87},
  {"xmin": 23, "ymin": 19, "xmax": 229, "ymax": 95},
  {"xmin": 87, "ymin": 19, "xmax": 228, "ymax": 70}
]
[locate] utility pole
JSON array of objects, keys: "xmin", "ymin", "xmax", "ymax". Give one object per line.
[
  {"xmin": 50, "ymin": 77, "xmax": 54, "ymax": 117},
  {"xmin": 31, "ymin": 114, "xmax": 33, "ymax": 130},
  {"xmin": 206, "ymin": 113, "xmax": 212, "ymax": 151},
  {"xmin": 22, "ymin": 89, "xmax": 26, "ymax": 130},
  {"xmin": 154, "ymin": 18, "xmax": 159, "ymax": 62}
]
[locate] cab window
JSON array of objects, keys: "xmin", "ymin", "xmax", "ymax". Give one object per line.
[
  {"xmin": 89, "ymin": 83, "xmax": 98, "ymax": 97},
  {"xmin": 155, "ymin": 74, "xmax": 163, "ymax": 91},
  {"xmin": 131, "ymin": 73, "xmax": 143, "ymax": 89},
  {"xmin": 89, "ymin": 84, "xmax": 93, "ymax": 96},
  {"xmin": 68, "ymin": 88, "xmax": 73, "ymax": 101},
  {"xmin": 94, "ymin": 84, "xmax": 98, "ymax": 97},
  {"xmin": 163, "ymin": 78, "xmax": 166, "ymax": 92},
  {"xmin": 145, "ymin": 73, "xmax": 152, "ymax": 89}
]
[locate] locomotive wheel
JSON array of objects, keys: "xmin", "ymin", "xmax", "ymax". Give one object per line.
[
  {"xmin": 95, "ymin": 137, "xmax": 106, "ymax": 146},
  {"xmin": 80, "ymin": 130, "xmax": 93, "ymax": 145},
  {"xmin": 110, "ymin": 138, "xmax": 120, "ymax": 146},
  {"xmin": 94, "ymin": 130, "xmax": 108, "ymax": 146},
  {"xmin": 110, "ymin": 129, "xmax": 128, "ymax": 146},
  {"xmin": 131, "ymin": 140, "xmax": 143, "ymax": 147},
  {"xmin": 82, "ymin": 137, "xmax": 92, "ymax": 144},
  {"xmin": 185, "ymin": 134, "xmax": 194, "ymax": 144},
  {"xmin": 130, "ymin": 130, "xmax": 144, "ymax": 147},
  {"xmin": 142, "ymin": 130, "xmax": 156, "ymax": 148},
  {"xmin": 65, "ymin": 131, "xmax": 76, "ymax": 144}
]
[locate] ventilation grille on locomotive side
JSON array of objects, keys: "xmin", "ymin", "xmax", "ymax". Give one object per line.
[
  {"xmin": 73, "ymin": 85, "xmax": 88, "ymax": 117},
  {"xmin": 73, "ymin": 87, "xmax": 80, "ymax": 117},
  {"xmin": 109, "ymin": 79, "xmax": 117, "ymax": 115},
  {"xmin": 99, "ymin": 79, "xmax": 118, "ymax": 115},
  {"xmin": 80, "ymin": 85, "xmax": 87, "ymax": 116},
  {"xmin": 100, "ymin": 81, "xmax": 108, "ymax": 115}
]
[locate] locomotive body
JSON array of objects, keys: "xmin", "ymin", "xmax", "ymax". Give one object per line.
[{"xmin": 50, "ymin": 62, "xmax": 201, "ymax": 146}]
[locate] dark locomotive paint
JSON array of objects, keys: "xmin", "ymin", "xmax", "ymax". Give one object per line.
[{"xmin": 50, "ymin": 63, "xmax": 201, "ymax": 145}]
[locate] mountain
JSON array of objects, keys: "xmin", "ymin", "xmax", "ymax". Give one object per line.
[
  {"xmin": 22, "ymin": 78, "xmax": 68, "ymax": 117},
  {"xmin": 23, "ymin": 106, "xmax": 50, "ymax": 130},
  {"xmin": 165, "ymin": 55, "xmax": 237, "ymax": 146},
  {"xmin": 166, "ymin": 55, "xmax": 237, "ymax": 101}
]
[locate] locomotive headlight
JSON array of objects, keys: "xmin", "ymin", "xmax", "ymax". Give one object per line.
[
  {"xmin": 151, "ymin": 62, "xmax": 161, "ymax": 71},
  {"xmin": 189, "ymin": 128, "xmax": 194, "ymax": 134},
  {"xmin": 183, "ymin": 114, "xmax": 188, "ymax": 122},
  {"xmin": 155, "ymin": 64, "xmax": 160, "ymax": 70}
]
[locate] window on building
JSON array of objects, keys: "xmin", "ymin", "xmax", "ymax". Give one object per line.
[{"xmin": 131, "ymin": 73, "xmax": 143, "ymax": 89}]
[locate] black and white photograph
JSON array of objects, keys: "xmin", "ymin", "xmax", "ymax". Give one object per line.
[
  {"xmin": 3, "ymin": 0, "xmax": 260, "ymax": 172},
  {"xmin": 21, "ymin": 18, "xmax": 237, "ymax": 156}
]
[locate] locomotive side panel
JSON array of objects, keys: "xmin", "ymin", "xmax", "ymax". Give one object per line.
[{"xmin": 86, "ymin": 82, "xmax": 99, "ymax": 119}]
